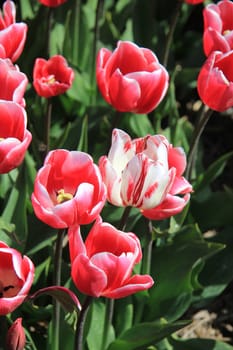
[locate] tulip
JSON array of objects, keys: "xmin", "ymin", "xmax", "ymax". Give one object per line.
[
  {"xmin": 33, "ymin": 55, "xmax": 74, "ymax": 98},
  {"xmin": 0, "ymin": 0, "xmax": 27, "ymax": 62},
  {"xmin": 0, "ymin": 101, "xmax": 32, "ymax": 174},
  {"xmin": 197, "ymin": 50, "xmax": 233, "ymax": 112},
  {"xmin": 31, "ymin": 149, "xmax": 107, "ymax": 228},
  {"xmin": 68, "ymin": 217, "xmax": 154, "ymax": 299},
  {"xmin": 5, "ymin": 318, "xmax": 26, "ymax": 350},
  {"xmin": 0, "ymin": 242, "xmax": 35, "ymax": 315},
  {"xmin": 141, "ymin": 145, "xmax": 192, "ymax": 220},
  {"xmin": 184, "ymin": 0, "xmax": 204, "ymax": 4},
  {"xmin": 99, "ymin": 129, "xmax": 192, "ymax": 220},
  {"xmin": 203, "ymin": 0, "xmax": 233, "ymax": 56},
  {"xmin": 96, "ymin": 41, "xmax": 169, "ymax": 114},
  {"xmin": 38, "ymin": 0, "xmax": 67, "ymax": 7},
  {"xmin": 0, "ymin": 58, "xmax": 28, "ymax": 107}
]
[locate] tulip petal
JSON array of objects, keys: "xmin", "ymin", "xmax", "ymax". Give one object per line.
[
  {"xmin": 142, "ymin": 193, "xmax": 190, "ymax": 220},
  {"xmin": 108, "ymin": 68, "xmax": 141, "ymax": 112},
  {"xmin": 103, "ymin": 274, "xmax": 154, "ymax": 299}
]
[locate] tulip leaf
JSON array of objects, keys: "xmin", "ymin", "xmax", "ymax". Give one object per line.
[
  {"xmin": 146, "ymin": 224, "xmax": 224, "ymax": 323},
  {"xmin": 29, "ymin": 286, "xmax": 81, "ymax": 313},
  {"xmin": 107, "ymin": 319, "xmax": 190, "ymax": 350},
  {"xmin": 129, "ymin": 114, "xmax": 155, "ymax": 137},
  {"xmin": 168, "ymin": 337, "xmax": 233, "ymax": 350},
  {"xmin": 194, "ymin": 150, "xmax": 233, "ymax": 192}
]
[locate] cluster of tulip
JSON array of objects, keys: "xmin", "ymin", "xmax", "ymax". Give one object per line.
[{"xmin": 0, "ymin": 0, "xmax": 232, "ymax": 349}]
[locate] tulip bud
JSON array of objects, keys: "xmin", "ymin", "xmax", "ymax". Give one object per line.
[{"xmin": 6, "ymin": 318, "xmax": 26, "ymax": 350}]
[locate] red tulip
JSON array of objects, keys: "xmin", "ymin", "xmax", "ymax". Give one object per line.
[
  {"xmin": 203, "ymin": 0, "xmax": 233, "ymax": 56},
  {"xmin": 0, "ymin": 101, "xmax": 32, "ymax": 174},
  {"xmin": 6, "ymin": 318, "xmax": 26, "ymax": 350},
  {"xmin": 96, "ymin": 41, "xmax": 169, "ymax": 114},
  {"xmin": 31, "ymin": 149, "xmax": 107, "ymax": 228},
  {"xmin": 0, "ymin": 242, "xmax": 35, "ymax": 315},
  {"xmin": 141, "ymin": 145, "xmax": 192, "ymax": 220},
  {"xmin": 0, "ymin": 58, "xmax": 28, "ymax": 107},
  {"xmin": 99, "ymin": 129, "xmax": 192, "ymax": 219},
  {"xmin": 197, "ymin": 50, "xmax": 233, "ymax": 112},
  {"xmin": 0, "ymin": 1, "xmax": 27, "ymax": 62},
  {"xmin": 68, "ymin": 217, "xmax": 154, "ymax": 299},
  {"xmin": 184, "ymin": 0, "xmax": 204, "ymax": 4},
  {"xmin": 33, "ymin": 55, "xmax": 74, "ymax": 98},
  {"xmin": 38, "ymin": 0, "xmax": 67, "ymax": 7}
]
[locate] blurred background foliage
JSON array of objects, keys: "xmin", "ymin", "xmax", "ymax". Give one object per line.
[{"xmin": 0, "ymin": 0, "xmax": 232, "ymax": 349}]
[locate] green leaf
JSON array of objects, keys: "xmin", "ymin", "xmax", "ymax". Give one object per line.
[
  {"xmin": 107, "ymin": 319, "xmax": 190, "ymax": 350},
  {"xmin": 169, "ymin": 337, "xmax": 233, "ymax": 350},
  {"xmin": 87, "ymin": 299, "xmax": 115, "ymax": 350},
  {"xmin": 194, "ymin": 151, "xmax": 233, "ymax": 192},
  {"xmin": 30, "ymin": 286, "xmax": 81, "ymax": 313},
  {"xmin": 129, "ymin": 114, "xmax": 155, "ymax": 137},
  {"xmin": 146, "ymin": 225, "xmax": 224, "ymax": 322}
]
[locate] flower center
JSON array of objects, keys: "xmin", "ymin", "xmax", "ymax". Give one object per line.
[
  {"xmin": 56, "ymin": 189, "xmax": 73, "ymax": 204},
  {"xmin": 223, "ymin": 29, "xmax": 231, "ymax": 36},
  {"xmin": 42, "ymin": 74, "xmax": 56, "ymax": 85},
  {"xmin": 0, "ymin": 280, "xmax": 15, "ymax": 298}
]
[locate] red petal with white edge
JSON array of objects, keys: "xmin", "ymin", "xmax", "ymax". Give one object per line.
[
  {"xmin": 170, "ymin": 176, "xmax": 193, "ymax": 196},
  {"xmin": 108, "ymin": 68, "xmax": 141, "ymax": 112},
  {"xmin": 141, "ymin": 193, "xmax": 190, "ymax": 220},
  {"xmin": 168, "ymin": 146, "xmax": 187, "ymax": 176},
  {"xmin": 126, "ymin": 69, "xmax": 168, "ymax": 113},
  {"xmin": 72, "ymin": 254, "xmax": 108, "ymax": 297},
  {"xmin": 103, "ymin": 274, "xmax": 154, "ymax": 299}
]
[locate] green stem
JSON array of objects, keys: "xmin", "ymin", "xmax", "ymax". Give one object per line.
[
  {"xmin": 162, "ymin": 0, "xmax": 183, "ymax": 67},
  {"xmin": 52, "ymin": 229, "xmax": 66, "ymax": 350},
  {"xmin": 74, "ymin": 296, "xmax": 93, "ymax": 350},
  {"xmin": 72, "ymin": 0, "xmax": 81, "ymax": 65},
  {"xmin": 91, "ymin": 0, "xmax": 104, "ymax": 103},
  {"xmin": 185, "ymin": 106, "xmax": 213, "ymax": 181},
  {"xmin": 43, "ymin": 97, "xmax": 53, "ymax": 159},
  {"xmin": 118, "ymin": 206, "xmax": 132, "ymax": 231},
  {"xmin": 134, "ymin": 220, "xmax": 154, "ymax": 324},
  {"xmin": 46, "ymin": 7, "xmax": 53, "ymax": 57},
  {"xmin": 141, "ymin": 220, "xmax": 154, "ymax": 276}
]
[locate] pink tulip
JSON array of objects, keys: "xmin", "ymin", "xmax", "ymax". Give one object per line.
[
  {"xmin": 141, "ymin": 144, "xmax": 192, "ymax": 220},
  {"xmin": 184, "ymin": 0, "xmax": 204, "ymax": 4},
  {"xmin": 31, "ymin": 149, "xmax": 107, "ymax": 228},
  {"xmin": 68, "ymin": 217, "xmax": 154, "ymax": 299},
  {"xmin": 197, "ymin": 50, "xmax": 233, "ymax": 112},
  {"xmin": 0, "ymin": 1, "xmax": 27, "ymax": 62},
  {"xmin": 38, "ymin": 0, "xmax": 67, "ymax": 7},
  {"xmin": 96, "ymin": 41, "xmax": 169, "ymax": 114},
  {"xmin": 0, "ymin": 242, "xmax": 35, "ymax": 315},
  {"xmin": 6, "ymin": 318, "xmax": 26, "ymax": 350},
  {"xmin": 0, "ymin": 58, "xmax": 28, "ymax": 107},
  {"xmin": 203, "ymin": 0, "xmax": 233, "ymax": 56},
  {"xmin": 99, "ymin": 129, "xmax": 192, "ymax": 220},
  {"xmin": 0, "ymin": 101, "xmax": 32, "ymax": 174},
  {"xmin": 33, "ymin": 55, "xmax": 74, "ymax": 98}
]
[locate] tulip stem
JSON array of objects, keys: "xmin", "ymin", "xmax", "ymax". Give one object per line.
[
  {"xmin": 134, "ymin": 220, "xmax": 154, "ymax": 324},
  {"xmin": 52, "ymin": 229, "xmax": 66, "ymax": 350},
  {"xmin": 44, "ymin": 97, "xmax": 53, "ymax": 159},
  {"xmin": 74, "ymin": 296, "xmax": 93, "ymax": 350},
  {"xmin": 162, "ymin": 0, "xmax": 183, "ymax": 67},
  {"xmin": 118, "ymin": 206, "xmax": 132, "ymax": 231},
  {"xmin": 91, "ymin": 0, "xmax": 104, "ymax": 103},
  {"xmin": 186, "ymin": 105, "xmax": 213, "ymax": 181}
]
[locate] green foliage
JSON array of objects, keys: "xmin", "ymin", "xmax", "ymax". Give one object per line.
[{"xmin": 1, "ymin": 0, "xmax": 232, "ymax": 349}]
